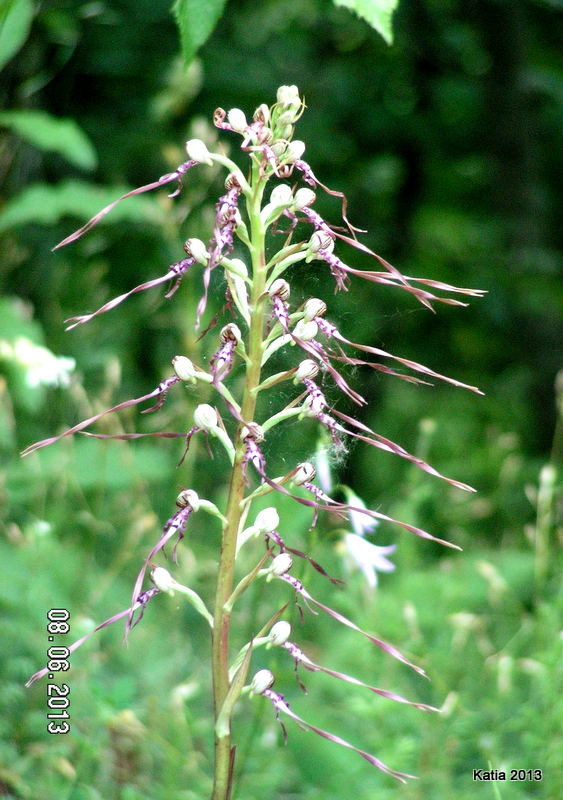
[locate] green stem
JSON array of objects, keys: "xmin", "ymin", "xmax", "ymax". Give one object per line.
[
  {"xmin": 210, "ymin": 160, "xmax": 268, "ymax": 800},
  {"xmin": 262, "ymin": 406, "xmax": 303, "ymax": 433},
  {"xmin": 266, "ymin": 248, "xmax": 308, "ymax": 284}
]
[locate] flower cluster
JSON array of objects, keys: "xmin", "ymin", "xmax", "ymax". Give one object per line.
[{"xmin": 24, "ymin": 86, "xmax": 483, "ymax": 792}]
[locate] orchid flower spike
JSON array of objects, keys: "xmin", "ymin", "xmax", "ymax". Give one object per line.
[{"xmin": 26, "ymin": 86, "xmax": 484, "ymax": 793}]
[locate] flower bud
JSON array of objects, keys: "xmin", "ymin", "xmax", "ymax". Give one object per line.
[
  {"xmin": 227, "ymin": 108, "xmax": 248, "ymax": 133},
  {"xmin": 293, "ymin": 319, "xmax": 318, "ymax": 341},
  {"xmin": 269, "ymin": 620, "xmax": 291, "ymax": 646},
  {"xmin": 285, "ymin": 140, "xmax": 306, "ymax": 162},
  {"xmin": 308, "ymin": 231, "xmax": 335, "ymax": 255},
  {"xmin": 253, "ymin": 104, "xmax": 270, "ymax": 125},
  {"xmin": 270, "ymin": 141, "xmax": 287, "ymax": 157},
  {"xmin": 269, "ymin": 184, "xmax": 293, "ymax": 207},
  {"xmin": 295, "ymin": 359, "xmax": 319, "ymax": 380},
  {"xmin": 224, "ymin": 172, "xmax": 242, "ymax": 191},
  {"xmin": 176, "ymin": 489, "xmax": 200, "ymax": 512},
  {"xmin": 270, "ymin": 553, "xmax": 293, "ymax": 575},
  {"xmin": 294, "ymin": 188, "xmax": 316, "ymax": 210},
  {"xmin": 184, "ymin": 238, "xmax": 208, "ymax": 264},
  {"xmin": 303, "ymin": 298, "xmax": 327, "ymax": 322},
  {"xmin": 240, "ymin": 422, "xmax": 264, "ymax": 443},
  {"xmin": 220, "ymin": 323, "xmax": 242, "ymax": 345},
  {"xmin": 250, "ymin": 669, "xmax": 275, "ymax": 695},
  {"xmin": 277, "ymin": 85, "xmax": 300, "ymax": 107},
  {"xmin": 277, "ymin": 110, "xmax": 297, "ymax": 127},
  {"xmin": 227, "ymin": 258, "xmax": 248, "ymax": 278},
  {"xmin": 293, "ymin": 462, "xmax": 316, "ymax": 485},
  {"xmin": 277, "ymin": 123, "xmax": 294, "ymax": 140},
  {"xmin": 194, "ymin": 404, "xmax": 218, "ymax": 431},
  {"xmin": 151, "ymin": 566, "xmax": 176, "ymax": 595},
  {"xmin": 268, "ymin": 278, "xmax": 290, "ymax": 300},
  {"xmin": 185, "ymin": 138, "xmax": 213, "ymax": 165},
  {"xmin": 257, "ymin": 126, "xmax": 274, "ymax": 145},
  {"xmin": 172, "ymin": 355, "xmax": 196, "ymax": 382},
  {"xmin": 254, "ymin": 507, "xmax": 279, "ymax": 534}
]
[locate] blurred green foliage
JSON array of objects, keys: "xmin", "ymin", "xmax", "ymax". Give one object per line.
[{"xmin": 0, "ymin": 1, "xmax": 560, "ymax": 798}]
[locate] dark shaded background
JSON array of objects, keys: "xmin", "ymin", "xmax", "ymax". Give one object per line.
[
  {"xmin": 1, "ymin": 1, "xmax": 561, "ymax": 799},
  {"xmin": 2, "ymin": 0, "xmax": 561, "ymax": 471}
]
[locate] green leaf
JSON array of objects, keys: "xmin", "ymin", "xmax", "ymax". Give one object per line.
[
  {"xmin": 0, "ymin": 180, "xmax": 166, "ymax": 232},
  {"xmin": 0, "ymin": 0, "xmax": 34, "ymax": 71},
  {"xmin": 171, "ymin": 0, "xmax": 228, "ymax": 66},
  {"xmin": 215, "ymin": 637, "xmax": 254, "ymax": 739},
  {"xmin": 333, "ymin": 0, "xmax": 399, "ymax": 45},
  {"xmin": 0, "ymin": 110, "xmax": 97, "ymax": 170}
]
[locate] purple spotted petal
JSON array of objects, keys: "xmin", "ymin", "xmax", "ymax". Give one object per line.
[
  {"xmin": 196, "ymin": 184, "xmax": 242, "ymax": 329},
  {"xmin": 126, "ymin": 505, "xmax": 192, "ymax": 637},
  {"xmin": 266, "ymin": 530, "xmax": 344, "ymax": 585}
]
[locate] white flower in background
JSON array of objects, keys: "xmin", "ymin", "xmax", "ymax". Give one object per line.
[
  {"xmin": 346, "ymin": 488, "xmax": 378, "ymax": 538},
  {"xmin": 25, "ymin": 519, "xmax": 52, "ymax": 538},
  {"xmin": 336, "ymin": 486, "xmax": 396, "ymax": 588},
  {"xmin": 0, "ymin": 337, "xmax": 75, "ymax": 388},
  {"xmin": 343, "ymin": 534, "xmax": 396, "ymax": 589}
]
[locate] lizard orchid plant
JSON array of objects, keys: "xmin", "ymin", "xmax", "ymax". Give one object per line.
[{"xmin": 24, "ymin": 86, "xmax": 484, "ymax": 798}]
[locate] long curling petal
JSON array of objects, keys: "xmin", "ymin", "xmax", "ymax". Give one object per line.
[
  {"xmin": 262, "ymin": 688, "xmax": 415, "ymax": 782},
  {"xmin": 126, "ymin": 505, "xmax": 192, "ymax": 637},
  {"xmin": 330, "ymin": 407, "xmax": 475, "ymax": 492},
  {"xmin": 316, "ymin": 318, "xmax": 483, "ymax": 395},
  {"xmin": 277, "ymin": 573, "xmax": 426, "ymax": 676},
  {"xmin": 53, "ymin": 162, "xmax": 196, "ymax": 250},
  {"xmin": 20, "ymin": 377, "xmax": 180, "ymax": 456},
  {"xmin": 65, "ymin": 260, "xmax": 193, "ymax": 330},
  {"xmin": 283, "ymin": 641, "xmax": 438, "ymax": 711},
  {"xmin": 255, "ymin": 465, "xmax": 460, "ymax": 549}
]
